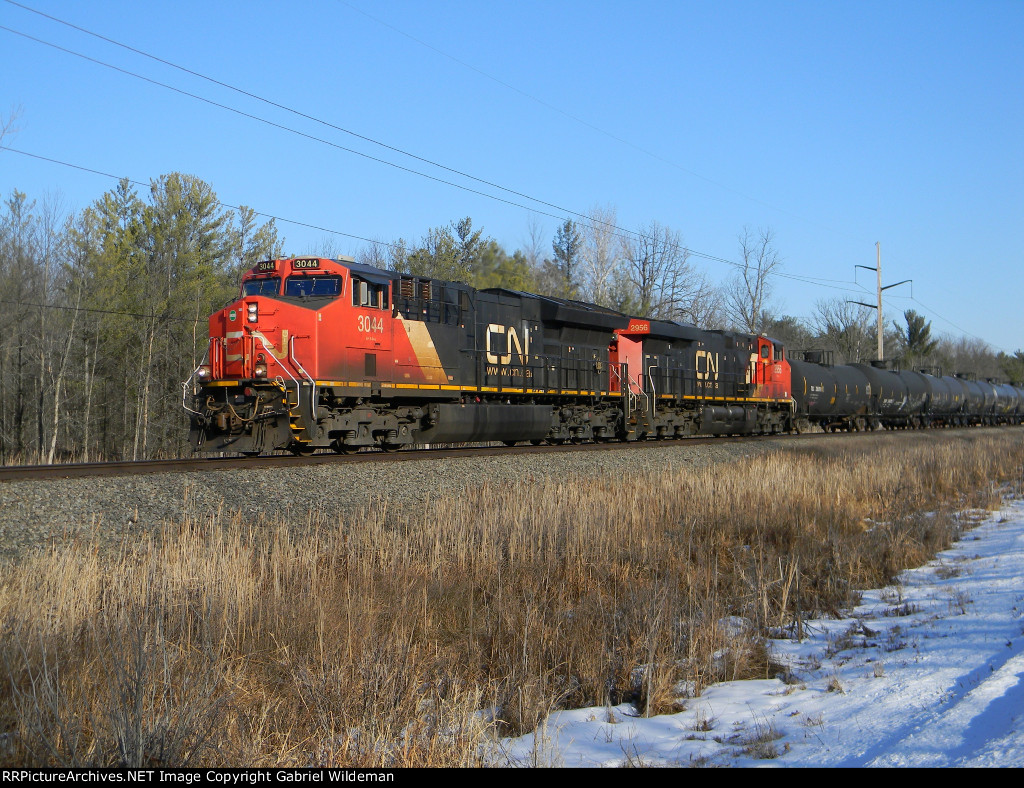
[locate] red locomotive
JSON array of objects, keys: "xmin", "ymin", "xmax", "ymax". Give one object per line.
[{"xmin": 186, "ymin": 256, "xmax": 796, "ymax": 454}]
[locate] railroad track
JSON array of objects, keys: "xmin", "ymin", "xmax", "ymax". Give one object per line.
[{"xmin": 0, "ymin": 427, "xmax": 969, "ymax": 483}]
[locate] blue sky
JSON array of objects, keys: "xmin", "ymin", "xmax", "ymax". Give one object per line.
[{"xmin": 1, "ymin": 0, "xmax": 1022, "ymax": 352}]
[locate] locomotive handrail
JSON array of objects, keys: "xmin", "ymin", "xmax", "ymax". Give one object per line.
[
  {"xmin": 647, "ymin": 364, "xmax": 659, "ymax": 415},
  {"xmin": 288, "ymin": 334, "xmax": 318, "ymax": 414},
  {"xmin": 610, "ymin": 363, "xmax": 632, "ymax": 409},
  {"xmin": 180, "ymin": 345, "xmax": 211, "ymax": 416},
  {"xmin": 252, "ymin": 333, "xmax": 307, "ymax": 418},
  {"xmin": 251, "ymin": 334, "xmax": 299, "ymax": 387}
]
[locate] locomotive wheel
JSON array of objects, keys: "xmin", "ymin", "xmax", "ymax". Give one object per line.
[
  {"xmin": 290, "ymin": 443, "xmax": 316, "ymax": 456},
  {"xmin": 503, "ymin": 440, "xmax": 519, "ymax": 447},
  {"xmin": 530, "ymin": 439, "xmax": 544, "ymax": 446},
  {"xmin": 331, "ymin": 440, "xmax": 359, "ymax": 455},
  {"xmin": 379, "ymin": 442, "xmax": 402, "ymax": 453}
]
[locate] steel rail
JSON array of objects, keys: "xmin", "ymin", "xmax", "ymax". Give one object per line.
[{"xmin": 0, "ymin": 427, "xmax": 995, "ymax": 484}]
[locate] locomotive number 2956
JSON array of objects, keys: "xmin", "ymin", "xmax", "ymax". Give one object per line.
[{"xmin": 357, "ymin": 315, "xmax": 384, "ymax": 333}]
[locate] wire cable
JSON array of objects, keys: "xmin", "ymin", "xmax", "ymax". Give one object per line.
[
  {"xmin": 1, "ymin": 143, "xmax": 872, "ymax": 294},
  {"xmin": 334, "ymin": 0, "xmax": 845, "ymax": 235},
  {"xmin": 2, "ymin": 144, "xmax": 1012, "ymax": 353},
  {"xmin": 1, "ymin": 5, "xmax": 858, "ymax": 284},
  {"xmin": 0, "ymin": 5, "xmax": 641, "ymax": 242}
]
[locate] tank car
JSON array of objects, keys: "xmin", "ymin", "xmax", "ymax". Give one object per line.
[
  {"xmin": 790, "ymin": 354, "xmax": 873, "ymax": 432},
  {"xmin": 993, "ymin": 382, "xmax": 1021, "ymax": 424}
]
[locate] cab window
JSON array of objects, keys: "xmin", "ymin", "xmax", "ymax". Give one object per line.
[
  {"xmin": 352, "ymin": 276, "xmax": 389, "ymax": 309},
  {"xmin": 285, "ymin": 275, "xmax": 342, "ymax": 298},
  {"xmin": 243, "ymin": 277, "xmax": 280, "ymax": 296}
]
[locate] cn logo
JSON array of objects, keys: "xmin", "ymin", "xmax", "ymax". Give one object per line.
[
  {"xmin": 252, "ymin": 330, "xmax": 290, "ymax": 360},
  {"xmin": 695, "ymin": 349, "xmax": 719, "ymax": 381},
  {"xmin": 485, "ymin": 323, "xmax": 530, "ymax": 365}
]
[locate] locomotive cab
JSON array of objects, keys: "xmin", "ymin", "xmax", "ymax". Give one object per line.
[
  {"xmin": 188, "ymin": 256, "xmax": 401, "ymax": 454},
  {"xmin": 752, "ymin": 336, "xmax": 792, "ymax": 400}
]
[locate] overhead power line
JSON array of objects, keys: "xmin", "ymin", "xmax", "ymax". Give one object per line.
[
  {"xmin": 334, "ymin": 0, "xmax": 842, "ymax": 235},
  {"xmin": 1, "ymin": 143, "xmax": 873, "ymax": 300},
  {"xmin": 0, "ymin": 3, "xmax": 640, "ymax": 244},
  {"xmin": 0, "ymin": 24, "xmax": 597, "ymax": 230},
  {"xmin": 2, "ymin": 145, "xmax": 1008, "ymax": 351},
  {"xmin": 0, "ymin": 4, "xmax": 855, "ymax": 288},
  {"xmin": 0, "ymin": 146, "xmax": 392, "ymax": 250},
  {"xmin": 4, "ymin": 8, "xmax": 999, "ymax": 343},
  {"xmin": 0, "ymin": 297, "xmax": 197, "ymax": 323},
  {"xmin": 9, "ymin": 0, "xmax": 837, "ymax": 236}
]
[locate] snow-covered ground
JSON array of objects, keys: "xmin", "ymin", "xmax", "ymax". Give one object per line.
[{"xmin": 499, "ymin": 499, "xmax": 1024, "ymax": 767}]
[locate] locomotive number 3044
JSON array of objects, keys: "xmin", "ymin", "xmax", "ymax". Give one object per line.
[{"xmin": 357, "ymin": 315, "xmax": 385, "ymax": 333}]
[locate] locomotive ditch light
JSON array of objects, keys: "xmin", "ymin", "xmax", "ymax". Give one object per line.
[
  {"xmin": 254, "ymin": 363, "xmax": 268, "ymax": 378},
  {"xmin": 197, "ymin": 365, "xmax": 212, "ymax": 381}
]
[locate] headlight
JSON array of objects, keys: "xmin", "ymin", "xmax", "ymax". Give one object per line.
[
  {"xmin": 247, "ymin": 303, "xmax": 258, "ymax": 322},
  {"xmin": 254, "ymin": 363, "xmax": 268, "ymax": 378},
  {"xmin": 197, "ymin": 365, "xmax": 212, "ymax": 381}
]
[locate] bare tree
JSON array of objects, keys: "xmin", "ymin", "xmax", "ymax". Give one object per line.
[
  {"xmin": 934, "ymin": 335, "xmax": 1000, "ymax": 379},
  {"xmin": 311, "ymin": 235, "xmax": 349, "ymax": 260},
  {"xmin": 0, "ymin": 105, "xmax": 22, "ymax": 148},
  {"xmin": 354, "ymin": 237, "xmax": 390, "ymax": 269},
  {"xmin": 724, "ymin": 226, "xmax": 782, "ymax": 333},
  {"xmin": 621, "ymin": 221, "xmax": 712, "ymax": 321},
  {"xmin": 519, "ymin": 214, "xmax": 546, "ymax": 274},
  {"xmin": 812, "ymin": 298, "xmax": 876, "ymax": 363},
  {"xmin": 579, "ymin": 204, "xmax": 621, "ymax": 307},
  {"xmin": 681, "ymin": 277, "xmax": 725, "ymax": 327}
]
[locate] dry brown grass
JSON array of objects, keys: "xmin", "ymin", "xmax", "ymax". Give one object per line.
[{"xmin": 1, "ymin": 429, "xmax": 1022, "ymax": 766}]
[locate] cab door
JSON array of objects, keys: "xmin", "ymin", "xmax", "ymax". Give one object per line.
[
  {"xmin": 756, "ymin": 337, "xmax": 773, "ymax": 388},
  {"xmin": 347, "ymin": 275, "xmax": 393, "ymax": 383}
]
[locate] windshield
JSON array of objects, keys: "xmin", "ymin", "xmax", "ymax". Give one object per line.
[
  {"xmin": 285, "ymin": 275, "xmax": 343, "ymax": 298},
  {"xmin": 242, "ymin": 277, "xmax": 280, "ymax": 296}
]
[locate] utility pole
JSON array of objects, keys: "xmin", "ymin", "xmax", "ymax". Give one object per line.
[
  {"xmin": 851, "ymin": 243, "xmax": 912, "ymax": 362},
  {"xmin": 875, "ymin": 243, "xmax": 883, "ymax": 360}
]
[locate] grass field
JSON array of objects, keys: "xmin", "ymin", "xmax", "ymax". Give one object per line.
[{"xmin": 2, "ymin": 429, "xmax": 1022, "ymax": 767}]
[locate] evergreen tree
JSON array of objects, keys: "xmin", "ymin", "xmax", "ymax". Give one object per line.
[
  {"xmin": 998, "ymin": 350, "xmax": 1024, "ymax": 385},
  {"xmin": 895, "ymin": 309, "xmax": 938, "ymax": 363},
  {"xmin": 551, "ymin": 219, "xmax": 582, "ymax": 299}
]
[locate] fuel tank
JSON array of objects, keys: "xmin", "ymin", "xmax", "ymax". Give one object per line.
[
  {"xmin": 960, "ymin": 378, "xmax": 986, "ymax": 417},
  {"xmin": 790, "ymin": 360, "xmax": 871, "ymax": 419},
  {"xmin": 416, "ymin": 403, "xmax": 553, "ymax": 443}
]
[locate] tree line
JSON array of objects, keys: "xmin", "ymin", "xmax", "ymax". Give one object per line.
[
  {"xmin": 0, "ymin": 177, "xmax": 1020, "ymax": 463},
  {"xmin": 0, "ymin": 176, "xmax": 281, "ymax": 463}
]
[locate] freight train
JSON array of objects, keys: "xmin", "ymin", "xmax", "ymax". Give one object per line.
[{"xmin": 184, "ymin": 256, "xmax": 1023, "ymax": 455}]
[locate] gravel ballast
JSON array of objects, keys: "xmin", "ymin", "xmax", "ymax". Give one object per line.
[{"xmin": 0, "ymin": 440, "xmax": 777, "ymax": 564}]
